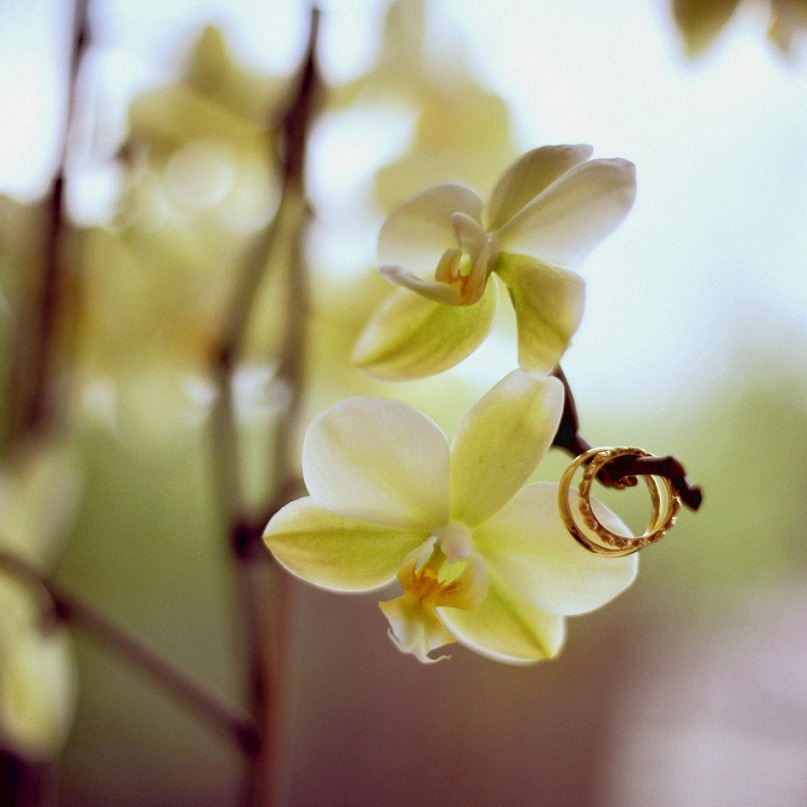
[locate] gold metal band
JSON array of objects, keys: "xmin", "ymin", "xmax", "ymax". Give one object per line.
[{"xmin": 558, "ymin": 447, "xmax": 681, "ymax": 557}]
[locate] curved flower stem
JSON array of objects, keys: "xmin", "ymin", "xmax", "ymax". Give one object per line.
[
  {"xmin": 209, "ymin": 9, "xmax": 321, "ymax": 806},
  {"xmin": 3, "ymin": 0, "xmax": 88, "ymax": 450},
  {"xmin": 0, "ymin": 548, "xmax": 258, "ymax": 753},
  {"xmin": 551, "ymin": 366, "xmax": 703, "ymax": 510}
]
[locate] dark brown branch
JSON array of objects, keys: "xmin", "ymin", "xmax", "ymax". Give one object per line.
[
  {"xmin": 216, "ymin": 6, "xmax": 321, "ymax": 560},
  {"xmin": 207, "ymin": 10, "xmax": 322, "ymax": 807},
  {"xmin": 214, "ymin": 7, "xmax": 321, "ymax": 375},
  {"xmin": 0, "ymin": 549, "xmax": 258, "ymax": 754},
  {"xmin": 551, "ymin": 367, "xmax": 703, "ymax": 511},
  {"xmin": 242, "ymin": 15, "xmax": 321, "ymax": 807},
  {"xmin": 277, "ymin": 9, "xmax": 321, "ymax": 189},
  {"xmin": 6, "ymin": 0, "xmax": 89, "ymax": 446}
]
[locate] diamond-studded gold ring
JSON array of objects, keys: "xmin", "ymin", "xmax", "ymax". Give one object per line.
[{"xmin": 558, "ymin": 447, "xmax": 681, "ymax": 557}]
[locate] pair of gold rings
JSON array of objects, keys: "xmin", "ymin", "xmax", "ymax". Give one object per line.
[{"xmin": 558, "ymin": 447, "xmax": 681, "ymax": 557}]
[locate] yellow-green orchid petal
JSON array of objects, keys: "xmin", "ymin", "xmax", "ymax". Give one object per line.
[
  {"xmin": 129, "ymin": 84, "xmax": 264, "ymax": 158},
  {"xmin": 496, "ymin": 158, "xmax": 637, "ymax": 268},
  {"xmin": 263, "ymin": 498, "xmax": 429, "ymax": 592},
  {"xmin": 378, "ymin": 183, "xmax": 484, "ymax": 278},
  {"xmin": 0, "ymin": 444, "xmax": 81, "ymax": 569},
  {"xmin": 672, "ymin": 0, "xmax": 741, "ymax": 56},
  {"xmin": 0, "ymin": 611, "xmax": 75, "ymax": 760},
  {"xmin": 184, "ymin": 26, "xmax": 284, "ymax": 124},
  {"xmin": 449, "ymin": 371, "xmax": 564, "ymax": 527},
  {"xmin": 0, "ymin": 447, "xmax": 79, "ymax": 759},
  {"xmin": 767, "ymin": 0, "xmax": 807, "ymax": 52},
  {"xmin": 473, "ymin": 483, "xmax": 638, "ymax": 615},
  {"xmin": 351, "ymin": 281, "xmax": 497, "ymax": 380},
  {"xmin": 437, "ymin": 567, "xmax": 566, "ymax": 665},
  {"xmin": 495, "ymin": 255, "xmax": 585, "ymax": 373},
  {"xmin": 302, "ymin": 398, "xmax": 450, "ymax": 529},
  {"xmin": 484, "ymin": 144, "xmax": 593, "ymax": 231}
]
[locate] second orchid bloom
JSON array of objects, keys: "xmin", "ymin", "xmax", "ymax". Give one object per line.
[
  {"xmin": 263, "ymin": 371, "xmax": 637, "ymax": 664},
  {"xmin": 352, "ymin": 145, "xmax": 636, "ymax": 379}
]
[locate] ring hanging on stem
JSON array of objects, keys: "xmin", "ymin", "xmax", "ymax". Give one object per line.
[{"xmin": 558, "ymin": 447, "xmax": 682, "ymax": 557}]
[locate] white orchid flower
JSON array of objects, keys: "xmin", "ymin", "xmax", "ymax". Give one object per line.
[
  {"xmin": 352, "ymin": 145, "xmax": 637, "ymax": 380},
  {"xmin": 264, "ymin": 370, "xmax": 637, "ymax": 664}
]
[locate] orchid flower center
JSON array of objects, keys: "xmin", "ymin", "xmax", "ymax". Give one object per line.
[
  {"xmin": 395, "ymin": 522, "xmax": 486, "ymax": 612},
  {"xmin": 434, "ymin": 212, "xmax": 496, "ymax": 305}
]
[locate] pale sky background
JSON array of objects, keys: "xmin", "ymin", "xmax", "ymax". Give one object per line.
[{"xmin": 0, "ymin": 0, "xmax": 805, "ymax": 418}]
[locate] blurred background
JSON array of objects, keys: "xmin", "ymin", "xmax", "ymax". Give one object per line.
[{"xmin": 0, "ymin": 0, "xmax": 806, "ymax": 804}]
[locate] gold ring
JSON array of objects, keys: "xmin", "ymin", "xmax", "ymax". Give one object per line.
[{"xmin": 558, "ymin": 447, "xmax": 681, "ymax": 557}]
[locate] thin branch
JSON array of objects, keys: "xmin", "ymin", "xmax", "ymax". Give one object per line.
[
  {"xmin": 0, "ymin": 548, "xmax": 258, "ymax": 754},
  {"xmin": 246, "ymin": 14, "xmax": 322, "ymax": 807},
  {"xmin": 246, "ymin": 19, "xmax": 322, "ymax": 804},
  {"xmin": 211, "ymin": 8, "xmax": 321, "ymax": 549},
  {"xmin": 207, "ymin": 10, "xmax": 322, "ymax": 807},
  {"xmin": 551, "ymin": 367, "xmax": 703, "ymax": 511},
  {"xmin": 2, "ymin": 5, "xmax": 87, "ymax": 804},
  {"xmin": 5, "ymin": 0, "xmax": 89, "ymax": 447}
]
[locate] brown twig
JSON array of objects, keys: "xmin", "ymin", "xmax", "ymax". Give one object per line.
[
  {"xmin": 551, "ymin": 367, "xmax": 703, "ymax": 511},
  {"xmin": 4, "ymin": 0, "xmax": 88, "ymax": 448},
  {"xmin": 245, "ymin": 15, "xmax": 321, "ymax": 807},
  {"xmin": 212, "ymin": 8, "xmax": 320, "ymax": 546},
  {"xmin": 0, "ymin": 549, "xmax": 258, "ymax": 754},
  {"xmin": 208, "ymin": 9, "xmax": 322, "ymax": 807},
  {"xmin": 0, "ymin": 5, "xmax": 88, "ymax": 803}
]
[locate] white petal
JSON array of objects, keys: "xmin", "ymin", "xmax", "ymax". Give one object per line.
[
  {"xmin": 303, "ymin": 397, "xmax": 450, "ymax": 529},
  {"xmin": 263, "ymin": 498, "xmax": 428, "ymax": 591},
  {"xmin": 485, "ymin": 145, "xmax": 593, "ymax": 231},
  {"xmin": 496, "ymin": 158, "xmax": 637, "ymax": 267},
  {"xmin": 380, "ymin": 595, "xmax": 456, "ymax": 664},
  {"xmin": 473, "ymin": 482, "xmax": 638, "ymax": 615},
  {"xmin": 379, "ymin": 265, "xmax": 465, "ymax": 305},
  {"xmin": 378, "ymin": 184, "xmax": 484, "ymax": 276},
  {"xmin": 450, "ymin": 371, "xmax": 564, "ymax": 527}
]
